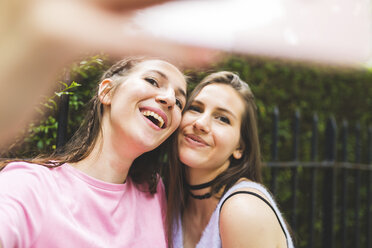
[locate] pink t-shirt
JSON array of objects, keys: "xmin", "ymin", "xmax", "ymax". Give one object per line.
[{"xmin": 0, "ymin": 162, "xmax": 167, "ymax": 248}]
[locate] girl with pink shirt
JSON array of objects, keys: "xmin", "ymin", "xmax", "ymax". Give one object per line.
[{"xmin": 0, "ymin": 57, "xmax": 187, "ymax": 247}]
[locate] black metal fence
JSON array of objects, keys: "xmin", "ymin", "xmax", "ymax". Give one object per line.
[
  {"xmin": 266, "ymin": 107, "xmax": 372, "ymax": 248},
  {"xmin": 56, "ymin": 97, "xmax": 372, "ymax": 248}
]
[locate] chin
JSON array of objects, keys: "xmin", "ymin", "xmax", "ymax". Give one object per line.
[
  {"xmin": 179, "ymin": 155, "xmax": 200, "ymax": 168},
  {"xmin": 139, "ymin": 143, "xmax": 158, "ymax": 153},
  {"xmin": 142, "ymin": 139, "xmax": 166, "ymax": 152}
]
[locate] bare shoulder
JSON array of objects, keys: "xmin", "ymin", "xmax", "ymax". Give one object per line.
[
  {"xmin": 219, "ymin": 184, "xmax": 286, "ymax": 248},
  {"xmin": 219, "ymin": 186, "xmax": 275, "ymax": 225}
]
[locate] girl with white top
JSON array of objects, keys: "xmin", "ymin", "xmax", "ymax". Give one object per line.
[{"xmin": 166, "ymin": 71, "xmax": 294, "ymax": 248}]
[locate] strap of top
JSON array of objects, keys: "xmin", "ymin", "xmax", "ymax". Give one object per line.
[{"xmin": 220, "ymin": 190, "xmax": 288, "ymax": 240}]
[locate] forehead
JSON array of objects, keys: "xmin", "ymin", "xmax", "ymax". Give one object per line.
[
  {"xmin": 134, "ymin": 60, "xmax": 184, "ymax": 79},
  {"xmin": 134, "ymin": 60, "xmax": 186, "ymax": 89},
  {"xmin": 195, "ymin": 83, "xmax": 245, "ymax": 114}
]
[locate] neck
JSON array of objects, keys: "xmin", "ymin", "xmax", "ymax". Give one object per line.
[
  {"xmin": 72, "ymin": 119, "xmax": 143, "ymax": 184},
  {"xmin": 185, "ymin": 167, "xmax": 226, "ymax": 208},
  {"xmin": 186, "ymin": 167, "xmax": 218, "ymax": 186},
  {"xmin": 187, "ymin": 177, "xmax": 217, "ymax": 190},
  {"xmin": 184, "ymin": 189, "xmax": 219, "ymax": 230},
  {"xmin": 187, "ymin": 177, "xmax": 217, "ymax": 200},
  {"xmin": 186, "ymin": 160, "xmax": 230, "ymax": 186},
  {"xmin": 182, "ymin": 168, "xmax": 225, "ymax": 246},
  {"xmin": 72, "ymin": 143, "xmax": 133, "ymax": 184}
]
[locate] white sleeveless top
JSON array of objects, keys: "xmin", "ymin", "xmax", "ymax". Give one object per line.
[{"xmin": 173, "ymin": 181, "xmax": 294, "ymax": 248}]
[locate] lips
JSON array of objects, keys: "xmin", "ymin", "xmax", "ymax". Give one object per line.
[
  {"xmin": 184, "ymin": 133, "xmax": 209, "ymax": 146},
  {"xmin": 140, "ymin": 107, "xmax": 168, "ymax": 129}
]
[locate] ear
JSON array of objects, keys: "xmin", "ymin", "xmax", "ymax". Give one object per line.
[
  {"xmin": 98, "ymin": 79, "xmax": 114, "ymax": 105},
  {"xmin": 232, "ymin": 142, "xmax": 244, "ymax": 160},
  {"xmin": 232, "ymin": 149, "xmax": 243, "ymax": 160}
]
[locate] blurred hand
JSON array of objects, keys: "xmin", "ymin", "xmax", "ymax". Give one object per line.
[{"xmin": 0, "ymin": 0, "xmax": 215, "ymax": 147}]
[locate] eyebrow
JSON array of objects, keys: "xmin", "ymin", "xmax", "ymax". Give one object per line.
[
  {"xmin": 177, "ymin": 88, "xmax": 186, "ymax": 99},
  {"xmin": 193, "ymin": 100, "xmax": 237, "ymax": 119},
  {"xmin": 148, "ymin": 70, "xmax": 168, "ymax": 80},
  {"xmin": 147, "ymin": 70, "xmax": 186, "ymax": 99},
  {"xmin": 217, "ymin": 107, "xmax": 237, "ymax": 120}
]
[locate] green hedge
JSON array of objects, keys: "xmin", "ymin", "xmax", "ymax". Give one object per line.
[
  {"xmin": 2, "ymin": 54, "xmax": 372, "ymax": 247},
  {"xmin": 3, "ymin": 55, "xmax": 111, "ymax": 157},
  {"xmin": 188, "ymin": 55, "xmax": 372, "ymax": 163},
  {"xmin": 5, "ymin": 54, "xmax": 372, "ymax": 162}
]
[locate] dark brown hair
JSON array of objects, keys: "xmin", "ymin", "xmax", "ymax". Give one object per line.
[
  {"xmin": 165, "ymin": 71, "xmax": 263, "ymax": 245},
  {"xmin": 1, "ymin": 57, "xmax": 173, "ymax": 193}
]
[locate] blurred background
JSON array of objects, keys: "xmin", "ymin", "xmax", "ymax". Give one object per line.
[
  {"xmin": 1, "ymin": 0, "xmax": 371, "ymax": 247},
  {"xmin": 3, "ymin": 53, "xmax": 371, "ymax": 248}
]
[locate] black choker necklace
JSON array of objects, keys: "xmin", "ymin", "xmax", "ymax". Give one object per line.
[
  {"xmin": 187, "ymin": 178, "xmax": 217, "ymax": 200},
  {"xmin": 189, "ymin": 191, "xmax": 212, "ymax": 200},
  {"xmin": 187, "ymin": 178, "xmax": 217, "ymax": 190}
]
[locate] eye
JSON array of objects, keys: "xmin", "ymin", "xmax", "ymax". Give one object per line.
[
  {"xmin": 176, "ymin": 99, "xmax": 183, "ymax": 110},
  {"xmin": 217, "ymin": 115, "xmax": 231, "ymax": 124},
  {"xmin": 187, "ymin": 105, "xmax": 201, "ymax": 112},
  {"xmin": 145, "ymin": 77, "xmax": 159, "ymax": 87}
]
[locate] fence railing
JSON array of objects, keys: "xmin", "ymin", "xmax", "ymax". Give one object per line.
[
  {"xmin": 56, "ymin": 97, "xmax": 371, "ymax": 248},
  {"xmin": 266, "ymin": 107, "xmax": 372, "ymax": 248}
]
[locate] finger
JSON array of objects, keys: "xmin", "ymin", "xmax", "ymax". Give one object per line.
[
  {"xmin": 84, "ymin": 0, "xmax": 172, "ymax": 12},
  {"xmin": 99, "ymin": 32, "xmax": 219, "ymax": 69},
  {"xmin": 29, "ymin": 0, "xmax": 218, "ymax": 68}
]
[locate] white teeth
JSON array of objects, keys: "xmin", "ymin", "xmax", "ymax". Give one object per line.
[{"xmin": 142, "ymin": 110, "xmax": 165, "ymax": 128}]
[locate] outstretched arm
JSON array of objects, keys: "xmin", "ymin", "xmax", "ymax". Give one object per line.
[{"xmin": 0, "ymin": 0, "xmax": 214, "ymax": 146}]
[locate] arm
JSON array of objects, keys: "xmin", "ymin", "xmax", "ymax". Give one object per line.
[
  {"xmin": 0, "ymin": 163, "xmax": 49, "ymax": 247},
  {"xmin": 219, "ymin": 190, "xmax": 286, "ymax": 248},
  {"xmin": 0, "ymin": 0, "xmax": 214, "ymax": 146}
]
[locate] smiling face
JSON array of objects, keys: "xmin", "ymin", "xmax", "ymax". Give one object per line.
[
  {"xmin": 178, "ymin": 83, "xmax": 245, "ymax": 182},
  {"xmin": 100, "ymin": 59, "xmax": 187, "ymax": 157}
]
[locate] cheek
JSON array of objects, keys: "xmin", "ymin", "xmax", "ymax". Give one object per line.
[
  {"xmin": 177, "ymin": 133, "xmax": 182, "ymax": 146},
  {"xmin": 215, "ymin": 128, "xmax": 240, "ymax": 150},
  {"xmin": 177, "ymin": 132, "xmax": 189, "ymax": 159},
  {"xmin": 213, "ymin": 129, "xmax": 227, "ymax": 143},
  {"xmin": 179, "ymin": 113, "xmax": 193, "ymax": 130},
  {"xmin": 171, "ymin": 111, "xmax": 182, "ymax": 130},
  {"xmin": 226, "ymin": 134, "xmax": 242, "ymax": 156},
  {"xmin": 177, "ymin": 144, "xmax": 192, "ymax": 165}
]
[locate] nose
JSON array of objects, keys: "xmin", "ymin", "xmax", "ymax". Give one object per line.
[
  {"xmin": 193, "ymin": 114, "xmax": 210, "ymax": 133},
  {"xmin": 156, "ymin": 88, "xmax": 176, "ymax": 110}
]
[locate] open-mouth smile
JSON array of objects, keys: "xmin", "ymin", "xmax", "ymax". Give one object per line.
[
  {"xmin": 140, "ymin": 108, "xmax": 168, "ymax": 129},
  {"xmin": 143, "ymin": 110, "xmax": 164, "ymax": 128}
]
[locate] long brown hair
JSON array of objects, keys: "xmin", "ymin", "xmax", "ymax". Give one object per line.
[
  {"xmin": 1, "ymin": 57, "xmax": 172, "ymax": 194},
  {"xmin": 165, "ymin": 71, "xmax": 263, "ymax": 244}
]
